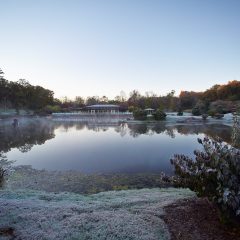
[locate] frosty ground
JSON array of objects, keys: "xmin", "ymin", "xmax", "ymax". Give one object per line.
[{"xmin": 0, "ymin": 187, "xmax": 195, "ymax": 240}]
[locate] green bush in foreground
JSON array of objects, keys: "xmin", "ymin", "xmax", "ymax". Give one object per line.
[{"xmin": 171, "ymin": 137, "xmax": 240, "ymax": 223}]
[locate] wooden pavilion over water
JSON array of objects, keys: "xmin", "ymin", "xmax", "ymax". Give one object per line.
[{"xmin": 85, "ymin": 104, "xmax": 120, "ymax": 114}]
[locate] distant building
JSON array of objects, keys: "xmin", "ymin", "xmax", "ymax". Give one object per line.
[
  {"xmin": 85, "ymin": 104, "xmax": 120, "ymax": 114},
  {"xmin": 144, "ymin": 108, "xmax": 155, "ymax": 116}
]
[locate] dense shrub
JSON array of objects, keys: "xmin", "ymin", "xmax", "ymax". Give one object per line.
[
  {"xmin": 133, "ymin": 108, "xmax": 147, "ymax": 120},
  {"xmin": 128, "ymin": 106, "xmax": 135, "ymax": 112},
  {"xmin": 43, "ymin": 105, "xmax": 61, "ymax": 114},
  {"xmin": 171, "ymin": 138, "xmax": 240, "ymax": 222},
  {"xmin": 209, "ymin": 100, "xmax": 234, "ymax": 114},
  {"xmin": 0, "ymin": 152, "xmax": 13, "ymax": 187},
  {"xmin": 207, "ymin": 110, "xmax": 224, "ymax": 119},
  {"xmin": 192, "ymin": 100, "xmax": 208, "ymax": 116},
  {"xmin": 214, "ymin": 113, "xmax": 224, "ymax": 119},
  {"xmin": 153, "ymin": 109, "xmax": 166, "ymax": 121},
  {"xmin": 232, "ymin": 114, "xmax": 240, "ymax": 148},
  {"xmin": 202, "ymin": 114, "xmax": 208, "ymax": 120},
  {"xmin": 192, "ymin": 106, "xmax": 201, "ymax": 116},
  {"xmin": 177, "ymin": 110, "xmax": 183, "ymax": 116},
  {"xmin": 208, "ymin": 109, "xmax": 216, "ymax": 117}
]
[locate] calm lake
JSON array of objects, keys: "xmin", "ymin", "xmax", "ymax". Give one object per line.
[{"xmin": 0, "ymin": 118, "xmax": 232, "ymax": 175}]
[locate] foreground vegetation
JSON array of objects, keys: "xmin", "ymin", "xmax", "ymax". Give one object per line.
[
  {"xmin": 171, "ymin": 137, "xmax": 240, "ymax": 223},
  {"xmin": 0, "ymin": 188, "xmax": 194, "ymax": 240},
  {"xmin": 171, "ymin": 113, "xmax": 240, "ymax": 224},
  {"xmin": 0, "ymin": 152, "xmax": 13, "ymax": 188}
]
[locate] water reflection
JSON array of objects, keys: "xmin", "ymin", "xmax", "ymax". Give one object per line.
[
  {"xmin": 51, "ymin": 121, "xmax": 232, "ymax": 142},
  {"xmin": 0, "ymin": 119, "xmax": 55, "ymax": 153},
  {"xmin": 127, "ymin": 123, "xmax": 232, "ymax": 142},
  {"xmin": 1, "ymin": 119, "xmax": 232, "ymax": 174}
]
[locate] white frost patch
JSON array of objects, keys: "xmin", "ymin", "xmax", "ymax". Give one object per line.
[{"xmin": 0, "ymin": 188, "xmax": 195, "ymax": 240}]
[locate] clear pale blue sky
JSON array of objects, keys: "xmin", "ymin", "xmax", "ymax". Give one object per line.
[{"xmin": 0, "ymin": 0, "xmax": 239, "ymax": 99}]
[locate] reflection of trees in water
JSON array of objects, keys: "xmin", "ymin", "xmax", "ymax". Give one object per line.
[
  {"xmin": 92, "ymin": 127, "xmax": 108, "ymax": 132},
  {"xmin": 18, "ymin": 144, "xmax": 34, "ymax": 153},
  {"xmin": 75, "ymin": 124, "xmax": 85, "ymax": 131},
  {"xmin": 0, "ymin": 119, "xmax": 55, "ymax": 153},
  {"xmin": 0, "ymin": 119, "xmax": 232, "ymax": 155},
  {"xmin": 174, "ymin": 124, "xmax": 232, "ymax": 143},
  {"xmin": 53, "ymin": 122, "xmax": 86, "ymax": 132},
  {"xmin": 114, "ymin": 123, "xmax": 128, "ymax": 137},
  {"xmin": 127, "ymin": 123, "xmax": 176, "ymax": 138},
  {"xmin": 87, "ymin": 125, "xmax": 109, "ymax": 132},
  {"xmin": 151, "ymin": 124, "xmax": 166, "ymax": 134},
  {"xmin": 120, "ymin": 123, "xmax": 231, "ymax": 142},
  {"xmin": 128, "ymin": 124, "xmax": 149, "ymax": 138},
  {"xmin": 164, "ymin": 128, "xmax": 176, "ymax": 138}
]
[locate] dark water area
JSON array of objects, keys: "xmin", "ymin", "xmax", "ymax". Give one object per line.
[{"xmin": 0, "ymin": 118, "xmax": 233, "ymax": 175}]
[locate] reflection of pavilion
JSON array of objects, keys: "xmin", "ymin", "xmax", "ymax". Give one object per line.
[{"xmin": 85, "ymin": 104, "xmax": 120, "ymax": 114}]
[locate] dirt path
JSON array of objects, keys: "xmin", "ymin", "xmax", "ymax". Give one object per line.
[{"xmin": 163, "ymin": 198, "xmax": 240, "ymax": 240}]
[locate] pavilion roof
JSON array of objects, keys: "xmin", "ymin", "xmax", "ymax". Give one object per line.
[
  {"xmin": 86, "ymin": 104, "xmax": 120, "ymax": 109},
  {"xmin": 144, "ymin": 108, "xmax": 155, "ymax": 111}
]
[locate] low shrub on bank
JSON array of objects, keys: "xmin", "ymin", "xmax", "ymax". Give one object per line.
[
  {"xmin": 232, "ymin": 114, "xmax": 240, "ymax": 148},
  {"xmin": 43, "ymin": 105, "xmax": 61, "ymax": 114},
  {"xmin": 0, "ymin": 152, "xmax": 13, "ymax": 187},
  {"xmin": 202, "ymin": 114, "xmax": 208, "ymax": 120},
  {"xmin": 192, "ymin": 106, "xmax": 201, "ymax": 116},
  {"xmin": 153, "ymin": 109, "xmax": 166, "ymax": 121},
  {"xmin": 170, "ymin": 137, "xmax": 240, "ymax": 223},
  {"xmin": 177, "ymin": 111, "xmax": 183, "ymax": 116},
  {"xmin": 133, "ymin": 108, "xmax": 147, "ymax": 120},
  {"xmin": 192, "ymin": 100, "xmax": 207, "ymax": 116}
]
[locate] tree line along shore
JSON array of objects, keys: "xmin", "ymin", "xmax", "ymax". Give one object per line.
[{"xmin": 0, "ymin": 68, "xmax": 239, "ymax": 118}]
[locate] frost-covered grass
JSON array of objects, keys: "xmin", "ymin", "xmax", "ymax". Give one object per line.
[
  {"xmin": 7, "ymin": 166, "xmax": 172, "ymax": 194},
  {"xmin": 0, "ymin": 188, "xmax": 195, "ymax": 240}
]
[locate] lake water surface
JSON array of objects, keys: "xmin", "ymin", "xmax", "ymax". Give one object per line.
[{"xmin": 1, "ymin": 118, "xmax": 232, "ymax": 175}]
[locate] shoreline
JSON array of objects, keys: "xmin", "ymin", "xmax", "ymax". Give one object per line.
[
  {"xmin": 0, "ymin": 113, "xmax": 234, "ymax": 127},
  {"xmin": 6, "ymin": 165, "xmax": 173, "ymax": 195}
]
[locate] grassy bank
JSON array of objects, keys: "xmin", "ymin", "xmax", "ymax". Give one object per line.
[
  {"xmin": 0, "ymin": 188, "xmax": 194, "ymax": 240},
  {"xmin": 7, "ymin": 166, "xmax": 173, "ymax": 194}
]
